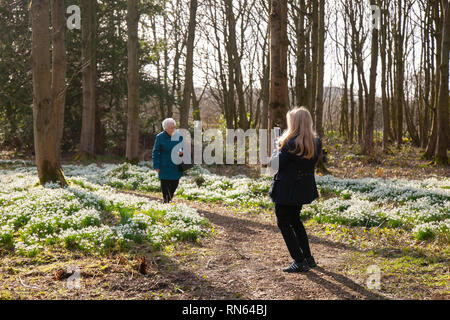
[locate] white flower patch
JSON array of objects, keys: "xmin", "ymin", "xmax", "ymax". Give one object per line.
[
  {"xmin": 0, "ymin": 224, "xmax": 14, "ymax": 244},
  {"xmin": 0, "ymin": 167, "xmax": 210, "ymax": 256},
  {"xmin": 0, "ymin": 170, "xmax": 38, "ymax": 193},
  {"xmin": 59, "ymin": 225, "xmax": 119, "ymax": 252},
  {"xmin": 14, "ymin": 241, "xmax": 43, "ymax": 257},
  {"xmin": 315, "ymin": 174, "xmax": 450, "ymax": 205},
  {"xmin": 412, "ymin": 219, "xmax": 450, "ymax": 240},
  {"xmin": 164, "ymin": 204, "xmax": 208, "ymax": 225},
  {"xmin": 101, "ymin": 162, "xmax": 448, "ymax": 240},
  {"xmin": 2, "ymin": 162, "xmax": 448, "ymax": 250}
]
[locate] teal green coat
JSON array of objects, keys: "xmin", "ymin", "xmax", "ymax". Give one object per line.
[{"xmin": 152, "ymin": 130, "xmax": 184, "ymax": 180}]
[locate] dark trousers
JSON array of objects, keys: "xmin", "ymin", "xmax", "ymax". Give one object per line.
[
  {"xmin": 160, "ymin": 179, "xmax": 179, "ymax": 203},
  {"xmin": 275, "ymin": 203, "xmax": 312, "ymax": 263}
]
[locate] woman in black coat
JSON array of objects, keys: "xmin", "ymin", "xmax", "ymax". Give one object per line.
[{"xmin": 269, "ymin": 106, "xmax": 322, "ymax": 273}]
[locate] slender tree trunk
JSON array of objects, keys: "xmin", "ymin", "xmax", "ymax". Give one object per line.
[
  {"xmin": 180, "ymin": 0, "xmax": 198, "ymax": 129},
  {"xmin": 312, "ymin": 0, "xmax": 329, "ymax": 173},
  {"xmin": 380, "ymin": 1, "xmax": 389, "ymax": 152},
  {"xmin": 425, "ymin": 1, "xmax": 441, "ymax": 158},
  {"xmin": 225, "ymin": 32, "xmax": 237, "ymax": 129},
  {"xmin": 163, "ymin": 11, "xmax": 172, "ymax": 118},
  {"xmin": 309, "ymin": 0, "xmax": 318, "ymax": 119},
  {"xmin": 387, "ymin": 26, "xmax": 396, "ymax": 142},
  {"xmin": 171, "ymin": 0, "xmax": 183, "ymax": 120},
  {"xmin": 79, "ymin": 0, "xmax": 97, "ymax": 159},
  {"xmin": 295, "ymin": 0, "xmax": 307, "ymax": 106},
  {"xmin": 421, "ymin": 3, "xmax": 432, "ymax": 149},
  {"xmin": 363, "ymin": 1, "xmax": 379, "ymax": 155},
  {"xmin": 151, "ymin": 15, "xmax": 165, "ymax": 119},
  {"xmin": 357, "ymin": 73, "xmax": 364, "ymax": 144},
  {"xmin": 269, "ymin": 0, "xmax": 289, "ymax": 130},
  {"xmin": 126, "ymin": 0, "xmax": 140, "ymax": 163},
  {"xmin": 261, "ymin": 33, "xmax": 270, "ymax": 130},
  {"xmin": 350, "ymin": 63, "xmax": 355, "ymax": 144},
  {"xmin": 314, "ymin": 0, "xmax": 325, "ymax": 138},
  {"xmin": 338, "ymin": 9, "xmax": 350, "ymax": 142},
  {"xmin": 51, "ymin": 0, "xmax": 67, "ymax": 164},
  {"xmin": 435, "ymin": 0, "xmax": 449, "ymax": 164},
  {"xmin": 394, "ymin": 0, "xmax": 404, "ymax": 148}
]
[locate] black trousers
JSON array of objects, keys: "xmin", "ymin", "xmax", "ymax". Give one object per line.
[
  {"xmin": 160, "ymin": 179, "xmax": 179, "ymax": 203},
  {"xmin": 275, "ymin": 203, "xmax": 312, "ymax": 263}
]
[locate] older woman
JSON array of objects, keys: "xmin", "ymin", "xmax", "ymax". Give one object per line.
[{"xmin": 152, "ymin": 118, "xmax": 184, "ymax": 203}]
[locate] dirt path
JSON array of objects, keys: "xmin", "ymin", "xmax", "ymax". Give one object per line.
[{"xmin": 122, "ymin": 191, "xmax": 389, "ymax": 300}]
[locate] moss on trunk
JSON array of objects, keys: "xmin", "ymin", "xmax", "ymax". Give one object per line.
[
  {"xmin": 126, "ymin": 157, "xmax": 140, "ymax": 165},
  {"xmin": 39, "ymin": 160, "xmax": 67, "ymax": 187},
  {"xmin": 316, "ymin": 157, "xmax": 331, "ymax": 175},
  {"xmin": 433, "ymin": 155, "xmax": 449, "ymax": 166}
]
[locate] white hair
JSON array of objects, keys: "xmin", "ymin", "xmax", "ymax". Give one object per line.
[{"xmin": 162, "ymin": 118, "xmax": 176, "ymax": 130}]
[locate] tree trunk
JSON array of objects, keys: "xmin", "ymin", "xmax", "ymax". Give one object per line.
[
  {"xmin": 435, "ymin": 0, "xmax": 449, "ymax": 164},
  {"xmin": 394, "ymin": 0, "xmax": 404, "ymax": 148},
  {"xmin": 126, "ymin": 0, "xmax": 140, "ymax": 163},
  {"xmin": 425, "ymin": 1, "xmax": 442, "ymax": 158},
  {"xmin": 363, "ymin": 0, "xmax": 379, "ymax": 155},
  {"xmin": 51, "ymin": 0, "xmax": 67, "ymax": 164},
  {"xmin": 79, "ymin": 0, "xmax": 97, "ymax": 159},
  {"xmin": 269, "ymin": 0, "xmax": 289, "ymax": 130},
  {"xmin": 171, "ymin": 0, "xmax": 183, "ymax": 120},
  {"xmin": 380, "ymin": 1, "xmax": 390, "ymax": 152},
  {"xmin": 357, "ymin": 73, "xmax": 364, "ymax": 145},
  {"xmin": 163, "ymin": 10, "xmax": 172, "ymax": 118},
  {"xmin": 180, "ymin": 0, "xmax": 198, "ymax": 129},
  {"xmin": 295, "ymin": 0, "xmax": 307, "ymax": 106},
  {"xmin": 350, "ymin": 63, "xmax": 355, "ymax": 144},
  {"xmin": 314, "ymin": 0, "xmax": 325, "ymax": 138},
  {"xmin": 387, "ymin": 25, "xmax": 396, "ymax": 142},
  {"xmin": 309, "ymin": 0, "xmax": 318, "ymax": 119},
  {"xmin": 421, "ymin": 2, "xmax": 432, "ymax": 149},
  {"xmin": 31, "ymin": 0, "xmax": 66, "ymax": 186},
  {"xmin": 225, "ymin": 31, "xmax": 237, "ymax": 129}
]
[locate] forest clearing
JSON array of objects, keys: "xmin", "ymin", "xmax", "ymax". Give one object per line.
[
  {"xmin": 0, "ymin": 0, "xmax": 449, "ymax": 305},
  {"xmin": 1, "ymin": 136, "xmax": 448, "ymax": 300}
]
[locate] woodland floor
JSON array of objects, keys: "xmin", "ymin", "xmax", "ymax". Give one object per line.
[{"xmin": 0, "ymin": 136, "xmax": 449, "ymax": 300}]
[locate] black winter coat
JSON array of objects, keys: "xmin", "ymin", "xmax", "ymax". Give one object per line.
[{"xmin": 269, "ymin": 135, "xmax": 322, "ymax": 205}]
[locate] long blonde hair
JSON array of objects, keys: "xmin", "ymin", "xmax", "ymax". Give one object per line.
[{"xmin": 276, "ymin": 106, "xmax": 318, "ymax": 159}]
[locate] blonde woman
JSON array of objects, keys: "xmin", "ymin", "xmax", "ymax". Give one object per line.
[{"xmin": 269, "ymin": 106, "xmax": 322, "ymax": 273}]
